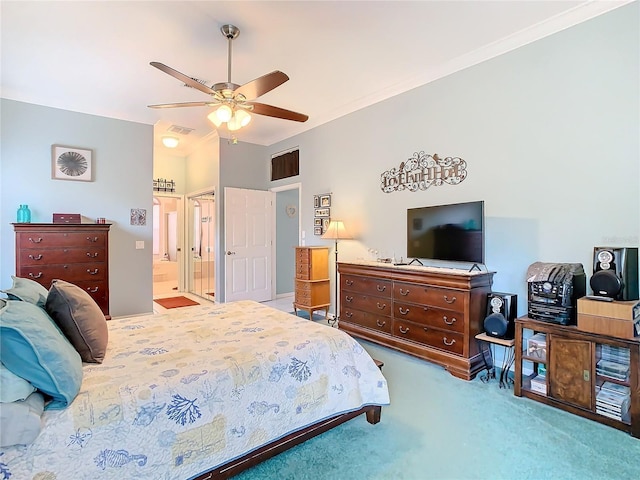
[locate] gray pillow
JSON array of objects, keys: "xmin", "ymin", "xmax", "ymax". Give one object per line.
[
  {"xmin": 0, "ymin": 362, "xmax": 36, "ymax": 403},
  {"xmin": 0, "ymin": 392, "xmax": 45, "ymax": 447},
  {"xmin": 1, "ymin": 275, "xmax": 49, "ymax": 308},
  {"xmin": 45, "ymin": 279, "xmax": 108, "ymax": 363}
]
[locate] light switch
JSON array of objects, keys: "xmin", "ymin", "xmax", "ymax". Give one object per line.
[{"xmin": 136, "ymin": 241, "xmax": 144, "ymax": 249}]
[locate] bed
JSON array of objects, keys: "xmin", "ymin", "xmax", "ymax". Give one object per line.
[{"xmin": 0, "ymin": 297, "xmax": 389, "ymax": 479}]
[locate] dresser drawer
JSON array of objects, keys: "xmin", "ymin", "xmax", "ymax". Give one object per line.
[
  {"xmin": 341, "ymin": 307, "xmax": 392, "ymax": 334},
  {"xmin": 17, "ymin": 247, "xmax": 106, "ymax": 266},
  {"xmin": 393, "ymin": 301, "xmax": 464, "ymax": 334},
  {"xmin": 393, "ymin": 320, "xmax": 464, "ymax": 356},
  {"xmin": 341, "ymin": 274, "xmax": 392, "ymax": 297},
  {"xmin": 18, "ymin": 263, "xmax": 107, "ymax": 287},
  {"xmin": 74, "ymin": 281, "xmax": 109, "ymax": 309},
  {"xmin": 295, "ymin": 280, "xmax": 330, "ymax": 306},
  {"xmin": 342, "ymin": 291, "xmax": 391, "ymax": 316},
  {"xmin": 17, "ymin": 231, "xmax": 107, "ymax": 248},
  {"xmin": 393, "ymin": 282, "xmax": 465, "ymax": 311}
]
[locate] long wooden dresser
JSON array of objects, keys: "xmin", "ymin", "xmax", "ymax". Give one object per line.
[
  {"xmin": 338, "ymin": 262, "xmax": 494, "ymax": 380},
  {"xmin": 13, "ymin": 223, "xmax": 111, "ymax": 317}
]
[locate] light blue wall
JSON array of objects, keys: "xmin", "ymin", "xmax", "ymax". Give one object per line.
[
  {"xmin": 267, "ymin": 4, "xmax": 640, "ymax": 316},
  {"xmin": 0, "ymin": 99, "xmax": 154, "ymax": 316}
]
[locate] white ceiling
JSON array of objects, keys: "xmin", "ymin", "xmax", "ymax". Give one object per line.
[{"xmin": 1, "ymin": 1, "xmax": 632, "ymax": 156}]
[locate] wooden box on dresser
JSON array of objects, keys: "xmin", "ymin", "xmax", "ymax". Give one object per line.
[
  {"xmin": 293, "ymin": 246, "xmax": 330, "ymax": 319},
  {"xmin": 338, "ymin": 262, "xmax": 494, "ymax": 380},
  {"xmin": 514, "ymin": 316, "xmax": 640, "ymax": 437},
  {"xmin": 13, "ymin": 223, "xmax": 111, "ymax": 318}
]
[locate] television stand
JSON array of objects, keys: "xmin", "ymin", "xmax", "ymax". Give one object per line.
[
  {"xmin": 407, "ymin": 258, "xmax": 424, "ymax": 266},
  {"xmin": 468, "ymin": 263, "xmax": 482, "ymax": 272}
]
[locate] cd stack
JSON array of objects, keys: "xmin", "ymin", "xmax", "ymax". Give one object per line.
[
  {"xmin": 596, "ymin": 382, "xmax": 631, "ymax": 421},
  {"xmin": 595, "ymin": 345, "xmax": 631, "ymax": 421}
]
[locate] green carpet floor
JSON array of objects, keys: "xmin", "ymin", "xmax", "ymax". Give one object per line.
[{"xmin": 233, "ymin": 338, "xmax": 640, "ymax": 480}]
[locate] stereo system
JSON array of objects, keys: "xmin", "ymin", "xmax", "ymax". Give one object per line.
[
  {"xmin": 483, "ymin": 292, "xmax": 517, "ymax": 339},
  {"xmin": 590, "ymin": 247, "xmax": 639, "ymax": 301},
  {"xmin": 527, "ymin": 262, "xmax": 586, "ymax": 325}
]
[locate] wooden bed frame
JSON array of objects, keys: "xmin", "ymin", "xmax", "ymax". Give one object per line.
[{"xmin": 193, "ymin": 404, "xmax": 382, "ymax": 479}]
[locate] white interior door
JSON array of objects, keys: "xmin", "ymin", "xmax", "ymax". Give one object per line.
[{"xmin": 224, "ymin": 187, "xmax": 273, "ymax": 302}]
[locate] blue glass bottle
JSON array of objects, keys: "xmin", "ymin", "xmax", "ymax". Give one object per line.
[{"xmin": 17, "ymin": 204, "xmax": 31, "ymax": 223}]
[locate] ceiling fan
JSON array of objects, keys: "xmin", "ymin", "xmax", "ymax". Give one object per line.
[{"xmin": 148, "ymin": 24, "xmax": 308, "ymax": 131}]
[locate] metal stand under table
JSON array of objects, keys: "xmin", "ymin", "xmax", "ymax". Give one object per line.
[{"xmin": 475, "ymin": 332, "xmax": 516, "ymax": 389}]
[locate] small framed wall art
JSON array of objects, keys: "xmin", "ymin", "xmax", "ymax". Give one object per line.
[
  {"xmin": 314, "ymin": 226, "xmax": 323, "ymax": 235},
  {"xmin": 51, "ymin": 145, "xmax": 93, "ymax": 182},
  {"xmin": 315, "ymin": 208, "xmax": 330, "ymax": 217},
  {"xmin": 320, "ymin": 194, "xmax": 331, "ymax": 207},
  {"xmin": 314, "ymin": 218, "xmax": 323, "ymax": 227}
]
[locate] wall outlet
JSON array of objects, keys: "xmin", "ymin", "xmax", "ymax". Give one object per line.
[{"xmin": 135, "ymin": 241, "xmax": 144, "ymax": 249}]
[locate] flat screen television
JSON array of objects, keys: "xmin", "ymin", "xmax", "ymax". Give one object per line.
[{"xmin": 407, "ymin": 200, "xmax": 484, "ymax": 264}]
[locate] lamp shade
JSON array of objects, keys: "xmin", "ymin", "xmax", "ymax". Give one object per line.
[
  {"xmin": 161, "ymin": 136, "xmax": 179, "ymax": 148},
  {"xmin": 321, "ymin": 220, "xmax": 352, "ymax": 240}
]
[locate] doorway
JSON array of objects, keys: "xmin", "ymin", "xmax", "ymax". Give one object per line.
[
  {"xmin": 152, "ymin": 194, "xmax": 184, "ymax": 296},
  {"xmin": 188, "ymin": 190, "xmax": 216, "ymax": 301},
  {"xmin": 272, "ymin": 183, "xmax": 301, "ymax": 298}
]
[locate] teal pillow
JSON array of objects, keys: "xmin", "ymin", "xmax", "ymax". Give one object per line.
[
  {"xmin": 0, "ymin": 300, "xmax": 82, "ymax": 410},
  {"xmin": 1, "ymin": 276, "xmax": 49, "ymax": 308}
]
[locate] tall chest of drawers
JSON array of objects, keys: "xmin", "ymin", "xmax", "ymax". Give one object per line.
[
  {"xmin": 13, "ymin": 223, "xmax": 111, "ymax": 317},
  {"xmin": 293, "ymin": 246, "xmax": 330, "ymax": 319},
  {"xmin": 338, "ymin": 262, "xmax": 494, "ymax": 380}
]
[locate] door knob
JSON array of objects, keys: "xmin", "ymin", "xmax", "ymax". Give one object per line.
[{"xmin": 226, "ymin": 251, "xmax": 236, "ymax": 255}]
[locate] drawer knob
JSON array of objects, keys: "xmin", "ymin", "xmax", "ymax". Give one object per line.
[
  {"xmin": 87, "ymin": 236, "xmax": 99, "ymax": 242},
  {"xmin": 87, "ymin": 252, "xmax": 99, "ymax": 258},
  {"xmin": 376, "ymin": 285, "xmax": 386, "ymax": 292},
  {"xmin": 443, "ymin": 337, "xmax": 456, "ymax": 346},
  {"xmin": 87, "ymin": 287, "xmax": 99, "ymax": 293},
  {"xmin": 376, "ymin": 302, "xmax": 386, "ymax": 310},
  {"xmin": 87, "ymin": 268, "xmax": 99, "ymax": 275},
  {"xmin": 443, "ymin": 316, "xmax": 456, "ymax": 325},
  {"xmin": 28, "ymin": 272, "xmax": 43, "ymax": 279},
  {"xmin": 28, "ymin": 237, "xmax": 43, "ymax": 243},
  {"xmin": 398, "ymin": 307, "xmax": 409, "ymax": 315},
  {"xmin": 443, "ymin": 295, "xmax": 456, "ymax": 304},
  {"xmin": 376, "ymin": 319, "xmax": 386, "ymax": 327},
  {"xmin": 345, "ymin": 279, "xmax": 354, "ymax": 286},
  {"xmin": 346, "ymin": 295, "xmax": 353, "ymax": 303},
  {"xmin": 28, "ymin": 254, "xmax": 43, "ymax": 260},
  {"xmin": 399, "ymin": 288, "xmax": 409, "ymax": 296},
  {"xmin": 345, "ymin": 311, "xmax": 353, "ymax": 318},
  {"xmin": 399, "ymin": 325, "xmax": 409, "ymax": 334}
]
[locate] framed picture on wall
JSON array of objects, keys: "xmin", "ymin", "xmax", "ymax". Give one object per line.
[
  {"xmin": 314, "ymin": 227, "xmax": 322, "ymax": 236},
  {"xmin": 320, "ymin": 194, "xmax": 331, "ymax": 207},
  {"xmin": 322, "ymin": 218, "xmax": 330, "ymax": 231},
  {"xmin": 315, "ymin": 208, "xmax": 330, "ymax": 217},
  {"xmin": 314, "ymin": 218, "xmax": 322, "ymax": 227},
  {"xmin": 314, "ymin": 196, "xmax": 320, "ymax": 208},
  {"xmin": 51, "ymin": 145, "xmax": 93, "ymax": 182}
]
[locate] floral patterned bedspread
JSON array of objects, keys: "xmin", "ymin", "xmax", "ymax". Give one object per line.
[{"xmin": 1, "ymin": 300, "xmax": 389, "ymax": 480}]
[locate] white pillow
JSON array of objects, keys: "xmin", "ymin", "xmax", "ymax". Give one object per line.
[
  {"xmin": 0, "ymin": 392, "xmax": 45, "ymax": 447},
  {"xmin": 0, "ymin": 362, "xmax": 36, "ymax": 403}
]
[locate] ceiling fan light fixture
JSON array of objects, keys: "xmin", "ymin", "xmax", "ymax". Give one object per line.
[
  {"xmin": 215, "ymin": 104, "xmax": 233, "ymax": 122},
  {"xmin": 161, "ymin": 136, "xmax": 179, "ymax": 148},
  {"xmin": 235, "ymin": 109, "xmax": 252, "ymax": 127},
  {"xmin": 207, "ymin": 110, "xmax": 223, "ymax": 127}
]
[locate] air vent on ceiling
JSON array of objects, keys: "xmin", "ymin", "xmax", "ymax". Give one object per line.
[{"xmin": 168, "ymin": 125, "xmax": 194, "ymax": 135}]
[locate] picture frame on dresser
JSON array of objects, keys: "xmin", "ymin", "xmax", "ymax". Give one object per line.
[{"xmin": 51, "ymin": 144, "xmax": 93, "ymax": 182}]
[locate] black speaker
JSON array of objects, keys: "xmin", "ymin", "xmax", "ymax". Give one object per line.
[
  {"xmin": 590, "ymin": 247, "xmax": 639, "ymax": 301},
  {"xmin": 484, "ymin": 292, "xmax": 517, "ymax": 339}
]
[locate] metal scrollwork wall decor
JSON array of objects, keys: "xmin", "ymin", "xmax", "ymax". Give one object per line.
[{"xmin": 380, "ymin": 152, "xmax": 467, "ymax": 193}]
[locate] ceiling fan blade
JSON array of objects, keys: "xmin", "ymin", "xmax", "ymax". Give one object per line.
[
  {"xmin": 234, "ymin": 71, "xmax": 289, "ymax": 100},
  {"xmin": 148, "ymin": 101, "xmax": 216, "ymax": 109},
  {"xmin": 247, "ymin": 102, "xmax": 308, "ymax": 122},
  {"xmin": 150, "ymin": 62, "xmax": 215, "ymax": 96}
]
